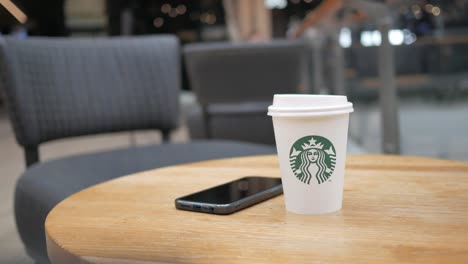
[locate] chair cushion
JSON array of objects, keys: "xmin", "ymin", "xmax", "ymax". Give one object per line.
[{"xmin": 15, "ymin": 140, "xmax": 276, "ymax": 263}]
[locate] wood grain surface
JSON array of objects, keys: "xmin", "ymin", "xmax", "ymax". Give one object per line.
[{"xmin": 45, "ymin": 154, "xmax": 468, "ymax": 263}]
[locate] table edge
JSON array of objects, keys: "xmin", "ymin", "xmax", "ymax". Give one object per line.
[{"xmin": 45, "ymin": 153, "xmax": 468, "ymax": 263}]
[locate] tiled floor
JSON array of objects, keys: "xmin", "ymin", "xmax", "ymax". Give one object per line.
[{"xmin": 0, "ymin": 93, "xmax": 467, "ymax": 263}]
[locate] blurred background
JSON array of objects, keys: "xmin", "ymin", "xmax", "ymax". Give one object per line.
[
  {"xmin": 1, "ymin": 0, "xmax": 468, "ymax": 263},
  {"xmin": 2, "ymin": 0, "xmax": 467, "ymax": 158}
]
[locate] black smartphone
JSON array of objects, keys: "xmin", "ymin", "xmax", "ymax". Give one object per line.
[{"xmin": 175, "ymin": 176, "xmax": 282, "ymax": 215}]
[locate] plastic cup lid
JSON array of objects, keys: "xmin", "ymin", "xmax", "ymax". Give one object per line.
[{"xmin": 267, "ymin": 94, "xmax": 353, "ymax": 117}]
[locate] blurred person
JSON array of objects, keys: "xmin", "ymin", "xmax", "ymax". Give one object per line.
[
  {"xmin": 291, "ymin": 0, "xmax": 343, "ymax": 39},
  {"xmin": 290, "ymin": 0, "xmax": 369, "ymax": 94},
  {"xmin": 223, "ymin": 0, "xmax": 272, "ymax": 42},
  {"xmin": 289, "ymin": 0, "xmax": 343, "ymax": 94}
]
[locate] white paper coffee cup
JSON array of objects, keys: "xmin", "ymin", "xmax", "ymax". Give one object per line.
[{"xmin": 268, "ymin": 94, "xmax": 353, "ymax": 214}]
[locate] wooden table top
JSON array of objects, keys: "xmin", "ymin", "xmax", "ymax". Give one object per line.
[{"xmin": 45, "ymin": 154, "xmax": 468, "ymax": 264}]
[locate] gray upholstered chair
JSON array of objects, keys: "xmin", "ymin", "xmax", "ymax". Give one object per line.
[
  {"xmin": 184, "ymin": 40, "xmax": 309, "ymax": 145},
  {"xmin": 183, "ymin": 40, "xmax": 365, "ymax": 153},
  {"xmin": 0, "ymin": 36, "xmax": 275, "ymax": 263}
]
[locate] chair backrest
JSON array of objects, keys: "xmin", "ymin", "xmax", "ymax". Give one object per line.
[
  {"xmin": 0, "ymin": 36, "xmax": 180, "ymax": 165},
  {"xmin": 183, "ymin": 40, "xmax": 308, "ymax": 145},
  {"xmin": 184, "ymin": 40, "xmax": 308, "ymax": 105}
]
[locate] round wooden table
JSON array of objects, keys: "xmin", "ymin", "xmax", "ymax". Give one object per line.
[{"xmin": 45, "ymin": 155, "xmax": 468, "ymax": 263}]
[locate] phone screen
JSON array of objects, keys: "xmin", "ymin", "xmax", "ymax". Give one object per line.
[{"xmin": 180, "ymin": 177, "xmax": 282, "ymax": 204}]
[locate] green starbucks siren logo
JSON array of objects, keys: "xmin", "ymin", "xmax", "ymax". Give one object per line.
[{"xmin": 289, "ymin": 135, "xmax": 336, "ymax": 185}]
